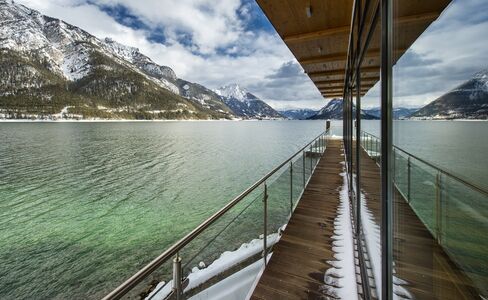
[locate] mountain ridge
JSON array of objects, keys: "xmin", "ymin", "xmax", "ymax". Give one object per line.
[
  {"xmin": 409, "ymin": 69, "xmax": 488, "ymax": 120},
  {"xmin": 214, "ymin": 84, "xmax": 283, "ymax": 119},
  {"xmin": 308, "ymin": 98, "xmax": 379, "ymax": 120},
  {"xmin": 279, "ymin": 108, "xmax": 318, "ymax": 120},
  {"xmin": 0, "ymin": 1, "xmax": 276, "ymax": 120}
]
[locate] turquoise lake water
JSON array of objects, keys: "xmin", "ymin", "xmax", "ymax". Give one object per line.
[{"xmin": 0, "ymin": 120, "xmax": 486, "ymax": 299}]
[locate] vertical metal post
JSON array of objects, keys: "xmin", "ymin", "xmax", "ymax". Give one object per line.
[
  {"xmin": 173, "ymin": 254, "xmax": 182, "ymax": 300},
  {"xmin": 303, "ymin": 150, "xmax": 306, "ymax": 187},
  {"xmin": 367, "ymin": 134, "xmax": 370, "ymax": 154},
  {"xmin": 377, "ymin": 137, "xmax": 380, "ymax": 164},
  {"xmin": 355, "ymin": 15, "xmax": 362, "ymax": 235},
  {"xmin": 290, "ymin": 161, "xmax": 293, "ymax": 215},
  {"xmin": 310, "ymin": 145, "xmax": 313, "ymax": 172},
  {"xmin": 435, "ymin": 172, "xmax": 442, "ymax": 244},
  {"xmin": 393, "ymin": 148, "xmax": 396, "ymax": 183},
  {"xmin": 407, "ymin": 156, "xmax": 411, "ymax": 201},
  {"xmin": 263, "ymin": 183, "xmax": 268, "ymax": 265},
  {"xmin": 381, "ymin": 0, "xmax": 393, "ymax": 297}
]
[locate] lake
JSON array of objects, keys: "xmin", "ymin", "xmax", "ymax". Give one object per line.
[{"xmin": 0, "ymin": 120, "xmax": 486, "ymax": 299}]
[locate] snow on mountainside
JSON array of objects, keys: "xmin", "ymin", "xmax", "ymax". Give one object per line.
[
  {"xmin": 409, "ymin": 69, "xmax": 488, "ymax": 120},
  {"xmin": 279, "ymin": 109, "xmax": 318, "ymax": 120},
  {"xmin": 214, "ymin": 84, "xmax": 251, "ymax": 102},
  {"xmin": 364, "ymin": 107, "xmax": 419, "ymax": 120},
  {"xmin": 308, "ymin": 98, "xmax": 379, "ymax": 120},
  {"xmin": 214, "ymin": 84, "xmax": 283, "ymax": 119},
  {"xmin": 0, "ymin": 0, "xmax": 236, "ymax": 120}
]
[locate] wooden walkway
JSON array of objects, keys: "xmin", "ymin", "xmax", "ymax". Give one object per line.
[
  {"xmin": 250, "ymin": 138, "xmax": 481, "ymax": 299},
  {"xmin": 251, "ymin": 139, "xmax": 346, "ymax": 299}
]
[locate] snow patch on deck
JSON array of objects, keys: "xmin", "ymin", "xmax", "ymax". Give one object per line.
[{"xmin": 321, "ymin": 170, "xmax": 359, "ymax": 299}]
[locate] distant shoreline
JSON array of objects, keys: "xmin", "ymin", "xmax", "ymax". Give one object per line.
[
  {"xmin": 0, "ymin": 118, "xmax": 289, "ymax": 123},
  {"xmin": 0, "ymin": 118, "xmax": 486, "ymax": 122}
]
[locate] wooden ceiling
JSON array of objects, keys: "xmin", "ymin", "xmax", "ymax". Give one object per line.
[{"xmin": 256, "ymin": 0, "xmax": 451, "ymax": 100}]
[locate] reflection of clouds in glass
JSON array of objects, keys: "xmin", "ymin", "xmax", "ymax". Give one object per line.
[{"xmin": 391, "ymin": 0, "xmax": 488, "ymax": 107}]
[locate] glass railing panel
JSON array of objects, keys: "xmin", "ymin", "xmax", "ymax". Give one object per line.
[
  {"xmin": 406, "ymin": 158, "xmax": 437, "ymax": 235},
  {"xmin": 442, "ymin": 176, "xmax": 488, "ymax": 297},
  {"xmin": 291, "ymin": 155, "xmax": 305, "ymax": 210},
  {"xmin": 178, "ymin": 186, "xmax": 265, "ymax": 299},
  {"xmin": 392, "ymin": 149, "xmax": 409, "ymax": 199},
  {"xmin": 266, "ymin": 166, "xmax": 293, "ymax": 238}
]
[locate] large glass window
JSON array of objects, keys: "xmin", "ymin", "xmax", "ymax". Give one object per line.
[{"xmin": 392, "ymin": 0, "xmax": 488, "ymax": 298}]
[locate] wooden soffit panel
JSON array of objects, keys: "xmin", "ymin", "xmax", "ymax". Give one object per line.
[
  {"xmin": 256, "ymin": 0, "xmax": 353, "ymax": 99},
  {"xmin": 256, "ymin": 0, "xmax": 452, "ymax": 100}
]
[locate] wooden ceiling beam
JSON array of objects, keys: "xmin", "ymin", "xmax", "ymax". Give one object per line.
[
  {"xmin": 313, "ymin": 79, "xmax": 346, "ymax": 84},
  {"xmin": 308, "ymin": 66, "xmax": 379, "ymax": 78},
  {"xmin": 315, "ymin": 79, "xmax": 377, "ymax": 88},
  {"xmin": 300, "ymin": 47, "xmax": 409, "ymax": 66},
  {"xmin": 316, "ymin": 83, "xmax": 343, "ymax": 88},
  {"xmin": 300, "ymin": 52, "xmax": 348, "ymax": 65},
  {"xmin": 284, "ymin": 26, "xmax": 350, "ymax": 43},
  {"xmin": 285, "ymin": 12, "xmax": 438, "ymax": 45},
  {"xmin": 395, "ymin": 11, "xmax": 441, "ymax": 26},
  {"xmin": 322, "ymin": 94, "xmax": 343, "ymax": 98}
]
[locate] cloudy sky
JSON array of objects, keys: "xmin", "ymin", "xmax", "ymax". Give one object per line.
[{"xmin": 16, "ymin": 0, "xmax": 488, "ymax": 110}]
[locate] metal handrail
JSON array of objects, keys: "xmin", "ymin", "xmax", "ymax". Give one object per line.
[
  {"xmin": 361, "ymin": 131, "xmax": 488, "ymax": 197},
  {"xmin": 103, "ymin": 129, "xmax": 330, "ymax": 300}
]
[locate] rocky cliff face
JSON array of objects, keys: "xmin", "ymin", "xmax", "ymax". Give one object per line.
[
  {"xmin": 214, "ymin": 84, "xmax": 283, "ymax": 119},
  {"xmin": 0, "ymin": 0, "xmax": 234, "ymax": 120}
]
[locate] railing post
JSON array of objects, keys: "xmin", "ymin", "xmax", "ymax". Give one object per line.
[
  {"xmin": 172, "ymin": 253, "xmax": 183, "ymax": 300},
  {"xmin": 263, "ymin": 183, "xmax": 268, "ymax": 265},
  {"xmin": 290, "ymin": 161, "xmax": 293, "ymax": 215},
  {"xmin": 393, "ymin": 148, "xmax": 396, "ymax": 183},
  {"xmin": 302, "ymin": 150, "xmax": 306, "ymax": 187},
  {"xmin": 435, "ymin": 172, "xmax": 442, "ymax": 244},
  {"xmin": 310, "ymin": 145, "xmax": 313, "ymax": 172},
  {"xmin": 407, "ymin": 156, "xmax": 411, "ymax": 202},
  {"xmin": 376, "ymin": 137, "xmax": 379, "ymax": 164},
  {"xmin": 367, "ymin": 134, "xmax": 370, "ymax": 153}
]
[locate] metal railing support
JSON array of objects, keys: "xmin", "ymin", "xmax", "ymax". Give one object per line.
[
  {"xmin": 263, "ymin": 182, "xmax": 268, "ymax": 265},
  {"xmin": 407, "ymin": 156, "xmax": 411, "ymax": 202},
  {"xmin": 302, "ymin": 150, "xmax": 306, "ymax": 187},
  {"xmin": 435, "ymin": 172, "xmax": 442, "ymax": 244},
  {"xmin": 310, "ymin": 145, "xmax": 313, "ymax": 172},
  {"xmin": 172, "ymin": 254, "xmax": 183, "ymax": 300},
  {"xmin": 290, "ymin": 161, "xmax": 293, "ymax": 215}
]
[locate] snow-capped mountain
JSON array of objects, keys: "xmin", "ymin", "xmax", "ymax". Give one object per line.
[
  {"xmin": 214, "ymin": 84, "xmax": 283, "ymax": 119},
  {"xmin": 0, "ymin": 0, "xmax": 234, "ymax": 120},
  {"xmin": 409, "ymin": 69, "xmax": 488, "ymax": 119},
  {"xmin": 308, "ymin": 98, "xmax": 379, "ymax": 120},
  {"xmin": 214, "ymin": 83, "xmax": 250, "ymax": 102},
  {"xmin": 279, "ymin": 109, "xmax": 318, "ymax": 120},
  {"xmin": 363, "ymin": 107, "xmax": 419, "ymax": 120}
]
